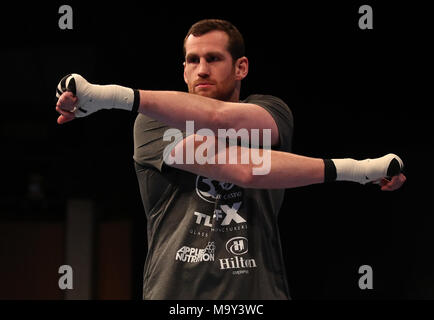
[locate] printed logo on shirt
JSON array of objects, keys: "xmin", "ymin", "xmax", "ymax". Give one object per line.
[
  {"xmin": 192, "ymin": 176, "xmax": 247, "ymax": 233},
  {"xmin": 225, "ymin": 237, "xmax": 248, "ymax": 256},
  {"xmin": 175, "ymin": 242, "xmax": 215, "ymax": 263},
  {"xmin": 219, "ymin": 237, "xmax": 257, "ymax": 275},
  {"xmin": 189, "ymin": 222, "xmax": 247, "ymax": 239},
  {"xmin": 219, "ymin": 256, "xmax": 257, "ymax": 274},
  {"xmin": 196, "ymin": 176, "xmax": 242, "ymax": 204},
  {"xmin": 193, "ymin": 202, "xmax": 245, "ymax": 226}
]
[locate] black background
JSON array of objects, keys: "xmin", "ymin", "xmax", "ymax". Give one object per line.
[{"xmin": 0, "ymin": 0, "xmax": 432, "ymax": 300}]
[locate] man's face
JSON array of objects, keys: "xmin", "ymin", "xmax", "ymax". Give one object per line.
[{"xmin": 183, "ymin": 30, "xmax": 242, "ymax": 102}]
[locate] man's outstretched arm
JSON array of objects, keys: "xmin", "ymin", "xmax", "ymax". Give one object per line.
[
  {"xmin": 166, "ymin": 135, "xmax": 406, "ymax": 191},
  {"xmin": 55, "ymin": 74, "xmax": 279, "ymax": 146}
]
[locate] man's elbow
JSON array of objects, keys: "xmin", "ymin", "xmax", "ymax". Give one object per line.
[
  {"xmin": 234, "ymin": 165, "xmax": 255, "ymax": 188},
  {"xmin": 211, "ymin": 101, "xmax": 228, "ymax": 131}
]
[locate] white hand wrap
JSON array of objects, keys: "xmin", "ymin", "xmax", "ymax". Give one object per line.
[
  {"xmin": 56, "ymin": 73, "xmax": 136, "ymax": 118},
  {"xmin": 332, "ymin": 153, "xmax": 404, "ymax": 184}
]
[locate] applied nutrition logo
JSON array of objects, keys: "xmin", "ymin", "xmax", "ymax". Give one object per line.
[{"xmin": 175, "ymin": 242, "xmax": 215, "ymax": 263}]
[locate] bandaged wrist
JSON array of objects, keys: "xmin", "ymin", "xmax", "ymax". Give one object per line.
[
  {"xmin": 331, "ymin": 154, "xmax": 403, "ymax": 185},
  {"xmin": 85, "ymin": 83, "xmax": 135, "ymax": 110},
  {"xmin": 57, "ymin": 73, "xmax": 140, "ymax": 118}
]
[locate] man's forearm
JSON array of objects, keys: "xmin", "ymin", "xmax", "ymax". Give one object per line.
[
  {"xmin": 244, "ymin": 150, "xmax": 325, "ymax": 189},
  {"xmin": 137, "ymin": 90, "xmax": 279, "ymax": 146},
  {"xmin": 138, "ymin": 90, "xmax": 223, "ymax": 132},
  {"xmin": 168, "ymin": 135, "xmax": 324, "ymax": 189}
]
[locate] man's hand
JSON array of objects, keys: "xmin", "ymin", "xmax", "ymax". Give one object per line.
[
  {"xmin": 56, "ymin": 91, "xmax": 77, "ymax": 124},
  {"xmin": 55, "ymin": 73, "xmax": 137, "ymax": 124},
  {"xmin": 377, "ymin": 173, "xmax": 407, "ymax": 191}
]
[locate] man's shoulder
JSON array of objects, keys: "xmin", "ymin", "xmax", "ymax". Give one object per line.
[
  {"xmin": 134, "ymin": 113, "xmax": 170, "ymax": 131},
  {"xmin": 242, "ymin": 94, "xmax": 289, "ymax": 108},
  {"xmin": 242, "ymin": 94, "xmax": 292, "ymax": 118}
]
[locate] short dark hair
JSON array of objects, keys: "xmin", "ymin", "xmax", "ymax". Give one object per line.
[{"xmin": 183, "ymin": 19, "xmax": 245, "ymax": 61}]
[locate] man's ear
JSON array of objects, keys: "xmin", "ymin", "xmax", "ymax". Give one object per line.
[
  {"xmin": 235, "ymin": 57, "xmax": 249, "ymax": 80},
  {"xmin": 183, "ymin": 61, "xmax": 188, "ymax": 84}
]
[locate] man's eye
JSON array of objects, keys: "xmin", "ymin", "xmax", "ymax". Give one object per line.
[
  {"xmin": 187, "ymin": 57, "xmax": 199, "ymax": 64},
  {"xmin": 208, "ymin": 56, "xmax": 220, "ymax": 62}
]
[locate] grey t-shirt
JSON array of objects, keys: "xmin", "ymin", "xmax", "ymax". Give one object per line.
[{"xmin": 133, "ymin": 94, "xmax": 294, "ymax": 299}]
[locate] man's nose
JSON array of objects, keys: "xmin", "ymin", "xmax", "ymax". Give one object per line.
[{"xmin": 197, "ymin": 59, "xmax": 210, "ymax": 78}]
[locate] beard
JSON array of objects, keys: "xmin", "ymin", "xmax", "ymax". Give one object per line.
[{"xmin": 190, "ymin": 82, "xmax": 237, "ymax": 102}]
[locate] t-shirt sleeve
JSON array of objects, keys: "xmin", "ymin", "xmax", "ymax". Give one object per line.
[
  {"xmin": 243, "ymin": 94, "xmax": 294, "ymax": 152},
  {"xmin": 133, "ymin": 114, "xmax": 186, "ymax": 172}
]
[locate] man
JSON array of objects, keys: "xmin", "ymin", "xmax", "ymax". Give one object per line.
[{"xmin": 55, "ymin": 19, "xmax": 406, "ymax": 299}]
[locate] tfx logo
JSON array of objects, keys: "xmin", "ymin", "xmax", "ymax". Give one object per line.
[{"xmin": 193, "ymin": 202, "xmax": 245, "ymax": 227}]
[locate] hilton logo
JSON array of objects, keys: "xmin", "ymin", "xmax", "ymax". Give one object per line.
[
  {"xmin": 219, "ymin": 236, "xmax": 256, "ymax": 272},
  {"xmin": 219, "ymin": 256, "xmax": 257, "ymax": 270},
  {"xmin": 226, "ymin": 237, "xmax": 248, "ymax": 255}
]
